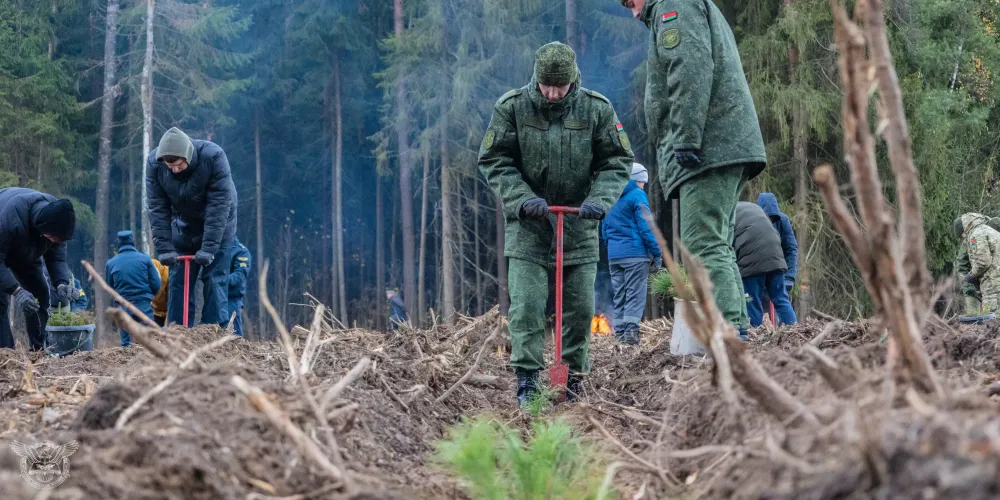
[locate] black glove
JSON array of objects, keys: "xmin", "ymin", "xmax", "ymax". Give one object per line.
[
  {"xmin": 520, "ymin": 197, "xmax": 550, "ymax": 220},
  {"xmin": 578, "ymin": 201, "xmax": 605, "ymax": 220},
  {"xmin": 56, "ymin": 283, "xmax": 80, "ymax": 303},
  {"xmin": 14, "ymin": 289, "xmax": 39, "ymax": 314},
  {"xmin": 158, "ymin": 252, "xmax": 179, "ymax": 266},
  {"xmin": 194, "ymin": 250, "xmax": 215, "ymax": 267},
  {"xmin": 675, "ymin": 150, "xmax": 701, "ymax": 169},
  {"xmin": 966, "ymin": 273, "xmax": 979, "ymax": 285}
]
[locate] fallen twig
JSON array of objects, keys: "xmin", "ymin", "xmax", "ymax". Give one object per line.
[
  {"xmin": 378, "ymin": 374, "xmax": 409, "ymax": 412},
  {"xmin": 115, "ymin": 374, "xmax": 177, "ymax": 430},
  {"xmin": 320, "ymin": 357, "xmax": 372, "ymax": 412},
  {"xmin": 231, "ymin": 375, "xmax": 347, "ymax": 484},
  {"xmin": 108, "ymin": 308, "xmax": 176, "ymax": 362},
  {"xmin": 435, "ymin": 321, "xmax": 502, "ymax": 404},
  {"xmin": 586, "ymin": 412, "xmax": 679, "ymax": 487},
  {"xmin": 809, "ymin": 320, "xmax": 845, "ymax": 347}
]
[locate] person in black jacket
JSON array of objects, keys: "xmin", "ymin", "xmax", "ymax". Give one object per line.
[
  {"xmin": 146, "ymin": 127, "xmax": 238, "ymax": 328},
  {"xmin": 0, "ymin": 188, "xmax": 79, "ymax": 350},
  {"xmin": 735, "ymin": 202, "xmax": 797, "ymax": 328}
]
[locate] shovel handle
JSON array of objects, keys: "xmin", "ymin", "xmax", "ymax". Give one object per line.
[
  {"xmin": 178, "ymin": 255, "xmax": 195, "ymax": 328},
  {"xmin": 548, "ymin": 206, "xmax": 580, "ymax": 369}
]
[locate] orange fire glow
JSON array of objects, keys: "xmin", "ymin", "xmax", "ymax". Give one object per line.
[{"xmin": 591, "ymin": 314, "xmax": 612, "ymax": 335}]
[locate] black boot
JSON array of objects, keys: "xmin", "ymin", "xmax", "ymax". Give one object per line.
[
  {"xmin": 516, "ymin": 369, "xmax": 539, "ymax": 408},
  {"xmin": 738, "ymin": 327, "xmax": 749, "ymax": 342},
  {"xmin": 566, "ymin": 374, "xmax": 584, "ymax": 402}
]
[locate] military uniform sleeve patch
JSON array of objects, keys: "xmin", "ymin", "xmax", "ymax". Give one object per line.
[
  {"xmin": 662, "ymin": 28, "xmax": 680, "ymax": 49},
  {"xmin": 619, "ymin": 131, "xmax": 632, "ymax": 155},
  {"xmin": 240, "ymin": 263, "xmax": 248, "ymax": 268},
  {"xmin": 661, "ymin": 11, "xmax": 677, "ymax": 23},
  {"xmin": 482, "ymin": 130, "xmax": 496, "ymax": 150}
]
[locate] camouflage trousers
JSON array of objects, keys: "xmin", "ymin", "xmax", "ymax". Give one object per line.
[
  {"xmin": 679, "ymin": 165, "xmax": 749, "ymax": 329},
  {"xmin": 508, "ymin": 258, "xmax": 595, "ymax": 373}
]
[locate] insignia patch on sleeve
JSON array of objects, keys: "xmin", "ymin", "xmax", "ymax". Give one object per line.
[
  {"xmin": 240, "ymin": 263, "xmax": 248, "ymax": 268},
  {"xmin": 971, "ymin": 237, "xmax": 978, "ymax": 250},
  {"xmin": 482, "ymin": 130, "xmax": 495, "ymax": 150},
  {"xmin": 238, "ymin": 256, "xmax": 249, "ymax": 261},
  {"xmin": 662, "ymin": 28, "xmax": 680, "ymax": 49},
  {"xmin": 661, "ymin": 11, "xmax": 677, "ymax": 23},
  {"xmin": 619, "ymin": 131, "xmax": 632, "ymax": 155}
]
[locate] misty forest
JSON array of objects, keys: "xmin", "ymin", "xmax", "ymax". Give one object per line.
[{"xmin": 9, "ymin": 0, "xmax": 1000, "ymax": 498}]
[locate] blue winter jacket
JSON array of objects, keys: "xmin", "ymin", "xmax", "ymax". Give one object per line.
[
  {"xmin": 228, "ymin": 239, "xmax": 251, "ymax": 299},
  {"xmin": 105, "ymin": 242, "xmax": 162, "ymax": 305},
  {"xmin": 601, "ymin": 181, "xmax": 662, "ymax": 262},
  {"xmin": 756, "ymin": 193, "xmax": 798, "ymax": 284}
]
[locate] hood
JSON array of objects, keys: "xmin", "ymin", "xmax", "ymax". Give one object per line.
[
  {"xmin": 638, "ymin": 0, "xmax": 662, "ymax": 27},
  {"xmin": 527, "ymin": 70, "xmax": 582, "ymax": 121},
  {"xmin": 962, "ymin": 213, "xmax": 991, "ymax": 235},
  {"xmin": 620, "ymin": 179, "xmax": 639, "ymax": 198},
  {"xmin": 32, "ymin": 198, "xmax": 76, "ymax": 241},
  {"xmin": 756, "ymin": 193, "xmax": 781, "ymax": 217}
]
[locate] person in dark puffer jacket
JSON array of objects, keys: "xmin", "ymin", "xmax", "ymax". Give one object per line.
[
  {"xmin": 146, "ymin": 127, "xmax": 238, "ymax": 328},
  {"xmin": 0, "ymin": 188, "xmax": 79, "ymax": 350},
  {"xmin": 602, "ymin": 163, "xmax": 662, "ymax": 345},
  {"xmin": 735, "ymin": 202, "xmax": 796, "ymax": 327},
  {"xmin": 105, "ymin": 231, "xmax": 162, "ymax": 347}
]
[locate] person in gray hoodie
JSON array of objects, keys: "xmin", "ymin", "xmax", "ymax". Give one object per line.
[{"xmin": 146, "ymin": 127, "xmax": 238, "ymax": 328}]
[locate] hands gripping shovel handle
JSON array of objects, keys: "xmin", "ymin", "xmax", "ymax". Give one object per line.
[{"xmin": 549, "ymin": 206, "xmax": 579, "ymax": 401}]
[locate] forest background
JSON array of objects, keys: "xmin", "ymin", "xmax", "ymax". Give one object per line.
[{"xmin": 3, "ymin": 0, "xmax": 999, "ymax": 340}]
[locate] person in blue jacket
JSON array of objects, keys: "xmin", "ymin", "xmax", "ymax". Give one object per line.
[
  {"xmin": 602, "ymin": 164, "xmax": 662, "ymax": 345},
  {"xmin": 105, "ymin": 231, "xmax": 162, "ymax": 347},
  {"xmin": 756, "ymin": 193, "xmax": 798, "ymax": 292},
  {"xmin": 226, "ymin": 238, "xmax": 251, "ymax": 336}
]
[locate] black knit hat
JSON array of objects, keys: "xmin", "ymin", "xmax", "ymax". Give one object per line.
[{"xmin": 36, "ymin": 199, "xmax": 76, "ymax": 241}]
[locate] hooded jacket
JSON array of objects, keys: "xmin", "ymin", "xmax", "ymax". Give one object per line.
[
  {"xmin": 105, "ymin": 234, "xmax": 162, "ymax": 306},
  {"xmin": 478, "ymin": 71, "xmax": 632, "ymax": 266},
  {"xmin": 0, "ymin": 188, "xmax": 72, "ymax": 293},
  {"xmin": 756, "ymin": 193, "xmax": 798, "ymax": 283},
  {"xmin": 602, "ymin": 180, "xmax": 662, "ymax": 262},
  {"xmin": 734, "ymin": 202, "xmax": 786, "ymax": 278},
  {"xmin": 639, "ymin": 0, "xmax": 766, "ymax": 198},
  {"xmin": 228, "ymin": 239, "xmax": 251, "ymax": 299},
  {"xmin": 146, "ymin": 133, "xmax": 238, "ymax": 257}
]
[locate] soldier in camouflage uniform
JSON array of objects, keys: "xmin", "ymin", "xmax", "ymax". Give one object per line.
[
  {"xmin": 479, "ymin": 42, "xmax": 632, "ymax": 407},
  {"xmin": 955, "ymin": 215, "xmax": 1000, "ymax": 314},
  {"xmin": 621, "ymin": 0, "xmax": 767, "ymax": 337},
  {"xmin": 958, "ymin": 213, "xmax": 1000, "ymax": 313}
]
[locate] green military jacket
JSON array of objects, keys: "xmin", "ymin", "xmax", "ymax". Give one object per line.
[
  {"xmin": 963, "ymin": 213, "xmax": 1000, "ymax": 297},
  {"xmin": 957, "ymin": 216, "xmax": 1000, "ymax": 275},
  {"xmin": 640, "ymin": 0, "xmax": 766, "ymax": 198},
  {"xmin": 478, "ymin": 74, "xmax": 633, "ymax": 267}
]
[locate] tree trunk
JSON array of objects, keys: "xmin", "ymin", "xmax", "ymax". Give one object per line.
[
  {"xmin": 140, "ymin": 0, "xmax": 154, "ymax": 254},
  {"xmin": 565, "ymin": 0, "xmax": 577, "ymax": 53},
  {"xmin": 458, "ymin": 188, "xmax": 466, "ymax": 315},
  {"xmin": 95, "ymin": 0, "xmax": 119, "ymax": 344},
  {"xmin": 787, "ymin": 0, "xmax": 811, "ymax": 318},
  {"xmin": 329, "ymin": 54, "xmax": 347, "ymax": 323},
  {"xmin": 393, "ymin": 0, "xmax": 416, "ymax": 316},
  {"xmin": 495, "ymin": 198, "xmax": 509, "ymax": 316},
  {"xmin": 474, "ymin": 180, "xmax": 483, "ymax": 316},
  {"xmin": 417, "ymin": 119, "xmax": 431, "ymax": 326},
  {"xmin": 376, "ymin": 169, "xmax": 386, "ymax": 331},
  {"xmin": 255, "ymin": 113, "xmax": 265, "ymax": 339},
  {"xmin": 391, "ymin": 180, "xmax": 400, "ymax": 287},
  {"xmin": 440, "ymin": 110, "xmax": 455, "ymax": 325}
]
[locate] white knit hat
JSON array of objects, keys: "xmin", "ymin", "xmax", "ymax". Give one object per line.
[{"xmin": 630, "ymin": 163, "xmax": 648, "ymax": 183}]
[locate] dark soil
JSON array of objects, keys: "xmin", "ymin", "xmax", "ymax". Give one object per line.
[{"xmin": 1, "ymin": 313, "xmax": 999, "ymax": 499}]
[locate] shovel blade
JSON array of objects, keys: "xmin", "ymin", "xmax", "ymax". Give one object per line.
[{"xmin": 550, "ymin": 362, "xmax": 569, "ymax": 401}]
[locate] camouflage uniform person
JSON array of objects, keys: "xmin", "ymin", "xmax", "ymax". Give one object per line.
[
  {"xmin": 622, "ymin": 0, "xmax": 767, "ymax": 337},
  {"xmin": 479, "ymin": 42, "xmax": 632, "ymax": 407},
  {"xmin": 959, "ymin": 213, "xmax": 1000, "ymax": 313},
  {"xmin": 955, "ymin": 216, "xmax": 1000, "ymax": 314}
]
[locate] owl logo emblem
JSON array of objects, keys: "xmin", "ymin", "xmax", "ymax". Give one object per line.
[{"xmin": 11, "ymin": 440, "xmax": 80, "ymax": 488}]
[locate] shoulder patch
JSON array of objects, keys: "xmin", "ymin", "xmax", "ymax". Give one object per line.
[
  {"xmin": 498, "ymin": 89, "xmax": 522, "ymax": 104},
  {"xmin": 585, "ymin": 89, "xmax": 611, "ymax": 104}
]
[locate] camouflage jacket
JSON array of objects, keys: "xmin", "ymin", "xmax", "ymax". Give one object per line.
[
  {"xmin": 962, "ymin": 213, "xmax": 1000, "ymax": 295},
  {"xmin": 956, "ymin": 216, "xmax": 1000, "ymax": 275},
  {"xmin": 478, "ymin": 74, "xmax": 633, "ymax": 266},
  {"xmin": 640, "ymin": 0, "xmax": 766, "ymax": 198}
]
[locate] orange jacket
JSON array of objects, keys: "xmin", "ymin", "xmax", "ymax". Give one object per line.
[{"xmin": 151, "ymin": 259, "xmax": 169, "ymax": 317}]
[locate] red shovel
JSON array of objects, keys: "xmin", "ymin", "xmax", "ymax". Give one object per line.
[
  {"xmin": 178, "ymin": 255, "xmax": 195, "ymax": 328},
  {"xmin": 549, "ymin": 206, "xmax": 579, "ymax": 400}
]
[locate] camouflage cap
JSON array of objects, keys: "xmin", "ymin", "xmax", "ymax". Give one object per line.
[{"xmin": 534, "ymin": 42, "xmax": 578, "ymax": 87}]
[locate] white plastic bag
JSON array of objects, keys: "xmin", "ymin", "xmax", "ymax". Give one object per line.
[{"xmin": 670, "ymin": 300, "xmax": 706, "ymax": 355}]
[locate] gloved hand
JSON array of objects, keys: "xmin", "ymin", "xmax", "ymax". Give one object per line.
[
  {"xmin": 194, "ymin": 250, "xmax": 215, "ymax": 267},
  {"xmin": 966, "ymin": 273, "xmax": 979, "ymax": 285},
  {"xmin": 652, "ymin": 255, "xmax": 663, "ymax": 270},
  {"xmin": 14, "ymin": 288, "xmax": 39, "ymax": 314},
  {"xmin": 520, "ymin": 197, "xmax": 550, "ymax": 219},
  {"xmin": 158, "ymin": 252, "xmax": 179, "ymax": 266},
  {"xmin": 56, "ymin": 283, "xmax": 80, "ymax": 303},
  {"xmin": 578, "ymin": 201, "xmax": 606, "ymax": 220},
  {"xmin": 674, "ymin": 150, "xmax": 701, "ymax": 169}
]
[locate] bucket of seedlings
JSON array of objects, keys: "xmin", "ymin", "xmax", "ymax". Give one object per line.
[
  {"xmin": 45, "ymin": 305, "xmax": 95, "ymax": 357},
  {"xmin": 650, "ymin": 267, "xmax": 705, "ymax": 356}
]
